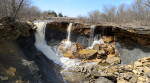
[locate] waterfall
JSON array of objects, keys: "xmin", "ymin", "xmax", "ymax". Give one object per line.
[
  {"xmin": 88, "ymin": 25, "xmax": 95, "ymax": 47},
  {"xmin": 34, "ymin": 21, "xmax": 80, "ymax": 68},
  {"xmin": 34, "ymin": 21, "xmax": 62, "ymax": 65},
  {"xmin": 67, "ymin": 23, "xmax": 72, "ymax": 42},
  {"xmin": 64, "ymin": 23, "xmax": 73, "ymax": 48},
  {"xmin": 88, "ymin": 25, "xmax": 104, "ymax": 49},
  {"xmin": 88, "ymin": 36, "xmax": 104, "ymax": 49}
]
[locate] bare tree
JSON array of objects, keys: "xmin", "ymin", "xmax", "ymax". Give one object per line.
[
  {"xmin": 13, "ymin": 0, "xmax": 25, "ymax": 19},
  {"xmin": 102, "ymin": 6, "xmax": 117, "ymax": 22},
  {"xmin": 138, "ymin": 0, "xmax": 150, "ymax": 7},
  {"xmin": 0, "ymin": 0, "xmax": 43, "ymax": 20},
  {"xmin": 88, "ymin": 10, "xmax": 101, "ymax": 23},
  {"xmin": 86, "ymin": 0, "xmax": 150, "ymax": 25}
]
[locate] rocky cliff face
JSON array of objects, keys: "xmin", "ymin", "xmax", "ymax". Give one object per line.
[
  {"xmin": 46, "ymin": 22, "xmax": 150, "ymax": 64},
  {"xmin": 46, "ymin": 22, "xmax": 150, "ymax": 45},
  {"xmin": 46, "ymin": 22, "xmax": 89, "ymax": 46},
  {"xmin": 0, "ymin": 19, "xmax": 149, "ymax": 83},
  {"xmin": 0, "ymin": 41, "xmax": 42, "ymax": 83},
  {"xmin": 0, "ymin": 18, "xmax": 64, "ymax": 83},
  {"xmin": 0, "ymin": 17, "xmax": 42, "ymax": 82},
  {"xmin": 45, "ymin": 21, "xmax": 150, "ymax": 83},
  {"xmin": 17, "ymin": 33, "xmax": 64, "ymax": 83},
  {"xmin": 46, "ymin": 22, "xmax": 150, "ymax": 47},
  {"xmin": 114, "ymin": 27, "xmax": 150, "ymax": 64}
]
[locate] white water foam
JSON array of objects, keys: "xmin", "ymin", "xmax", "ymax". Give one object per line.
[
  {"xmin": 88, "ymin": 38, "xmax": 104, "ymax": 49},
  {"xmin": 64, "ymin": 23, "xmax": 73, "ymax": 48},
  {"xmin": 88, "ymin": 25, "xmax": 104, "ymax": 49},
  {"xmin": 34, "ymin": 21, "xmax": 80, "ymax": 68}
]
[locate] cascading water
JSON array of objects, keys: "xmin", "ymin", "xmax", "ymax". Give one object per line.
[
  {"xmin": 88, "ymin": 37, "xmax": 104, "ymax": 49},
  {"xmin": 88, "ymin": 25, "xmax": 104, "ymax": 49},
  {"xmin": 64, "ymin": 23, "xmax": 73, "ymax": 48},
  {"xmin": 34, "ymin": 21, "xmax": 80, "ymax": 68},
  {"xmin": 67, "ymin": 23, "xmax": 72, "ymax": 42},
  {"xmin": 34, "ymin": 21, "xmax": 62, "ymax": 65},
  {"xmin": 88, "ymin": 25, "xmax": 95, "ymax": 47}
]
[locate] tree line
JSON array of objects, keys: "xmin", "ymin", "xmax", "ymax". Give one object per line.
[
  {"xmin": 79, "ymin": 0, "xmax": 150, "ymax": 25},
  {"xmin": 1, "ymin": 0, "xmax": 150, "ymax": 26},
  {"xmin": 0, "ymin": 0, "xmax": 64, "ymax": 20}
]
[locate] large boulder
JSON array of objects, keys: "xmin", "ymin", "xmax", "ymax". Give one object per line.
[
  {"xmin": 61, "ymin": 70, "xmax": 86, "ymax": 83},
  {"xmin": 58, "ymin": 40, "xmax": 77, "ymax": 54},
  {"xmin": 102, "ymin": 36, "xmax": 114, "ymax": 43},
  {"xmin": 104, "ymin": 44, "xmax": 115, "ymax": 54},
  {"xmin": 93, "ymin": 44, "xmax": 101, "ymax": 50},
  {"xmin": 78, "ymin": 49, "xmax": 97, "ymax": 60},
  {"xmin": 106, "ymin": 56, "xmax": 121, "ymax": 65},
  {"xmin": 97, "ymin": 49, "xmax": 107, "ymax": 59},
  {"xmin": 58, "ymin": 40, "xmax": 85, "ymax": 59},
  {"xmin": 63, "ymin": 51, "xmax": 76, "ymax": 59},
  {"xmin": 95, "ymin": 77, "xmax": 113, "ymax": 83}
]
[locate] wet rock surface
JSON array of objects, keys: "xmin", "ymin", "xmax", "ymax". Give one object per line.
[
  {"xmin": 50, "ymin": 21, "xmax": 150, "ymax": 83},
  {"xmin": 46, "ymin": 21, "xmax": 150, "ymax": 47},
  {"xmin": 78, "ymin": 49, "xmax": 97, "ymax": 59},
  {"xmin": 17, "ymin": 33, "xmax": 64, "ymax": 83},
  {"xmin": 62, "ymin": 57, "xmax": 150, "ymax": 83},
  {"xmin": 0, "ymin": 41, "xmax": 42, "ymax": 83},
  {"xmin": 58, "ymin": 36, "xmax": 120, "ymax": 65},
  {"xmin": 115, "ymin": 27, "xmax": 150, "ymax": 47},
  {"xmin": 46, "ymin": 22, "xmax": 89, "ymax": 47},
  {"xmin": 0, "ymin": 19, "xmax": 65, "ymax": 83}
]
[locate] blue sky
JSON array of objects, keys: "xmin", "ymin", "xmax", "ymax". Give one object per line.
[{"xmin": 32, "ymin": 0, "xmax": 133, "ymax": 17}]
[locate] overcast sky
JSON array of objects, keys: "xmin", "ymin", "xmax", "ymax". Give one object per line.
[{"xmin": 32, "ymin": 0, "xmax": 133, "ymax": 17}]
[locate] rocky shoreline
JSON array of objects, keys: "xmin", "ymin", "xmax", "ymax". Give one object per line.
[{"xmin": 62, "ymin": 57, "xmax": 150, "ymax": 83}]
